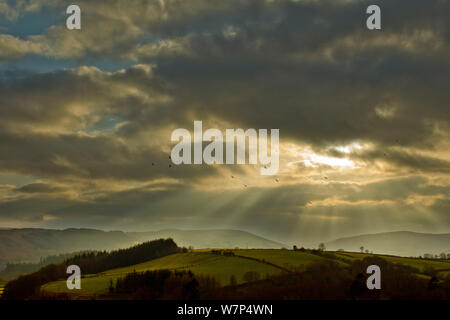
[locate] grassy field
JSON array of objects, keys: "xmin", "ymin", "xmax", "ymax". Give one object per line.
[
  {"xmin": 235, "ymin": 249, "xmax": 346, "ymax": 271},
  {"xmin": 41, "ymin": 250, "xmax": 332, "ymax": 295},
  {"xmin": 334, "ymin": 252, "xmax": 450, "ymax": 273},
  {"xmin": 41, "ymin": 249, "xmax": 450, "ymax": 296}
]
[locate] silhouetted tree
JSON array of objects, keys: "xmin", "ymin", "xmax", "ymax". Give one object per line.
[
  {"xmin": 424, "ymin": 266, "xmax": 438, "ymax": 277},
  {"xmin": 183, "ymin": 276, "xmax": 200, "ymax": 300},
  {"xmin": 243, "ymin": 271, "xmax": 260, "ymax": 282},
  {"xmin": 223, "ymin": 251, "xmax": 235, "ymax": 257},
  {"xmin": 428, "ymin": 276, "xmax": 439, "ymax": 291},
  {"xmin": 109, "ymin": 279, "xmax": 114, "ymax": 294},
  {"xmin": 230, "ymin": 275, "xmax": 237, "ymax": 286},
  {"xmin": 348, "ymin": 273, "xmax": 366, "ymax": 300}
]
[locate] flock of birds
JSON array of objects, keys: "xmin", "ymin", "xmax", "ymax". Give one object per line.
[
  {"xmin": 160, "ymin": 156, "xmax": 341, "ymax": 188},
  {"xmin": 155, "ymin": 156, "xmax": 282, "ymax": 188},
  {"xmin": 155, "ymin": 139, "xmax": 404, "ymax": 188},
  {"xmin": 230, "ymin": 174, "xmax": 279, "ymax": 188},
  {"xmin": 160, "ymin": 148, "xmax": 386, "ymax": 188}
]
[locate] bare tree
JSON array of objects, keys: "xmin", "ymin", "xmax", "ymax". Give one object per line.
[
  {"xmin": 243, "ymin": 271, "xmax": 260, "ymax": 282},
  {"xmin": 360, "ymin": 246, "xmax": 364, "ymax": 253}
]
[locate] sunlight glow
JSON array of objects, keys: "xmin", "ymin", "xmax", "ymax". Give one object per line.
[
  {"xmin": 287, "ymin": 143, "xmax": 365, "ymax": 169},
  {"xmin": 335, "ymin": 143, "xmax": 362, "ymax": 154},
  {"xmin": 305, "ymin": 153, "xmax": 355, "ymax": 168}
]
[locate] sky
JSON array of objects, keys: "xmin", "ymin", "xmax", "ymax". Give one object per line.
[{"xmin": 0, "ymin": 0, "xmax": 449, "ymax": 244}]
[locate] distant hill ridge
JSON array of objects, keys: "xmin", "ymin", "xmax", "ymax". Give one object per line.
[
  {"xmin": 1, "ymin": 228, "xmax": 448, "ymax": 269},
  {"xmin": 0, "ymin": 228, "xmax": 285, "ymax": 268},
  {"xmin": 326, "ymin": 231, "xmax": 450, "ymax": 257},
  {"xmin": 129, "ymin": 229, "xmax": 285, "ymax": 250}
]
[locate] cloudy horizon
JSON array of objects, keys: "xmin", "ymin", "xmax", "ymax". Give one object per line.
[{"xmin": 0, "ymin": 0, "xmax": 449, "ymax": 245}]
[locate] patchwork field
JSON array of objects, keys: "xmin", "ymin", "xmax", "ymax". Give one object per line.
[
  {"xmin": 41, "ymin": 250, "xmax": 333, "ymax": 295},
  {"xmin": 235, "ymin": 249, "xmax": 347, "ymax": 270},
  {"xmin": 40, "ymin": 249, "xmax": 450, "ymax": 297},
  {"xmin": 334, "ymin": 252, "xmax": 450, "ymax": 273}
]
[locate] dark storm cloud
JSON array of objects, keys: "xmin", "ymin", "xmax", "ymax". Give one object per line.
[
  {"xmin": 0, "ymin": 127, "xmax": 220, "ymax": 182},
  {"xmin": 0, "ymin": 65, "xmax": 169, "ymax": 130},
  {"xmin": 0, "ymin": 64, "xmax": 218, "ymax": 182},
  {"xmin": 352, "ymin": 148, "xmax": 450, "ymax": 174},
  {"xmin": 0, "ymin": 194, "xmax": 77, "ymax": 223},
  {"xmin": 126, "ymin": 0, "xmax": 450, "ymax": 151},
  {"xmin": 16, "ymin": 182, "xmax": 68, "ymax": 193},
  {"xmin": 0, "ymin": 0, "xmax": 449, "ymax": 238},
  {"xmin": 1, "ymin": 0, "xmax": 449, "ymax": 151},
  {"xmin": 340, "ymin": 176, "xmax": 449, "ymax": 202}
]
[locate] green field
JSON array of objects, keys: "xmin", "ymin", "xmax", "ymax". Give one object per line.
[
  {"xmin": 235, "ymin": 249, "xmax": 346, "ymax": 270},
  {"xmin": 41, "ymin": 250, "xmax": 332, "ymax": 295},
  {"xmin": 334, "ymin": 252, "xmax": 450, "ymax": 273},
  {"xmin": 41, "ymin": 249, "xmax": 450, "ymax": 297}
]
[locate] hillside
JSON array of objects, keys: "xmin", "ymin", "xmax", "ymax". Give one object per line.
[
  {"xmin": 333, "ymin": 251, "xmax": 450, "ymax": 273},
  {"xmin": 129, "ymin": 229, "xmax": 285, "ymax": 250},
  {"xmin": 40, "ymin": 249, "xmax": 450, "ymax": 297},
  {"xmin": 326, "ymin": 231, "xmax": 450, "ymax": 257},
  {"xmin": 0, "ymin": 228, "xmax": 134, "ymax": 269},
  {"xmin": 2, "ymin": 228, "xmax": 448, "ymax": 271},
  {"xmin": 1, "ymin": 238, "xmax": 181, "ymax": 300},
  {"xmin": 0, "ymin": 228, "xmax": 284, "ymax": 268},
  {"xmin": 41, "ymin": 249, "xmax": 329, "ymax": 295}
]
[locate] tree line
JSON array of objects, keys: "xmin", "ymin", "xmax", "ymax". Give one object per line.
[
  {"xmin": 0, "ymin": 251, "xmax": 97, "ymax": 281},
  {"xmin": 64, "ymin": 238, "xmax": 180, "ymax": 274},
  {"xmin": 1, "ymin": 238, "xmax": 181, "ymax": 300},
  {"xmin": 109, "ymin": 269, "xmax": 206, "ymax": 300}
]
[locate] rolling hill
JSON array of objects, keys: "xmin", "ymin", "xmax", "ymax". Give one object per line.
[
  {"xmin": 129, "ymin": 229, "xmax": 285, "ymax": 250},
  {"xmin": 41, "ymin": 249, "xmax": 330, "ymax": 295},
  {"xmin": 0, "ymin": 228, "xmax": 285, "ymax": 268},
  {"xmin": 2, "ymin": 228, "xmax": 448, "ymax": 271},
  {"xmin": 40, "ymin": 248, "xmax": 450, "ymax": 297},
  {"xmin": 0, "ymin": 228, "xmax": 133, "ymax": 269},
  {"xmin": 326, "ymin": 231, "xmax": 450, "ymax": 257}
]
